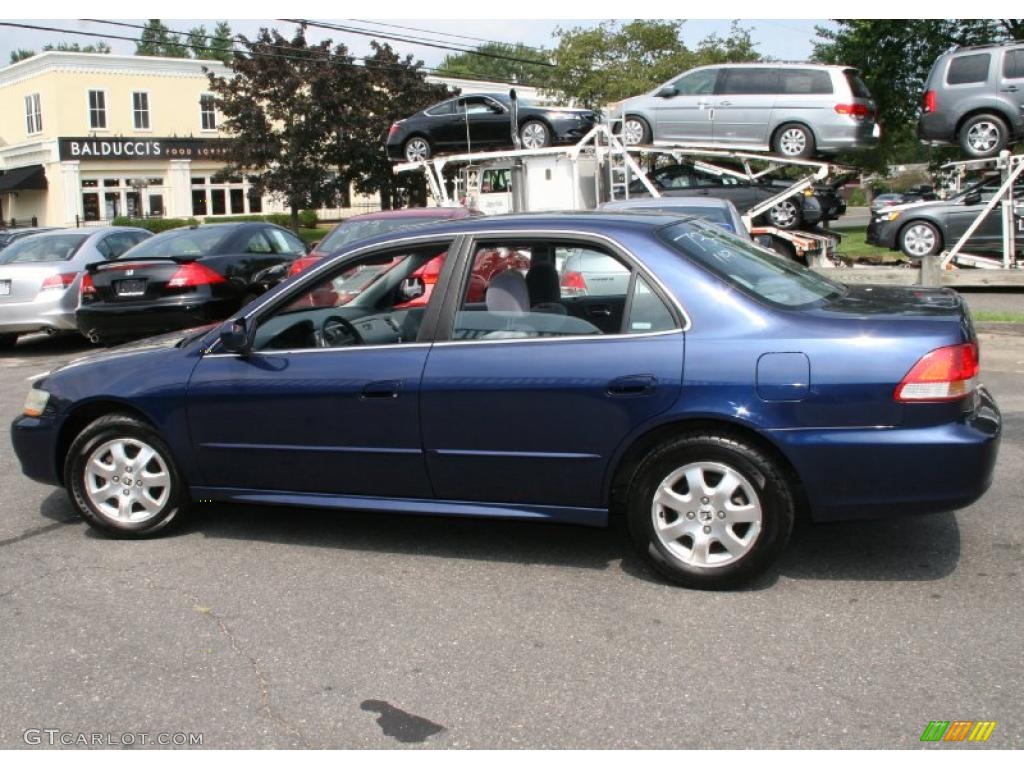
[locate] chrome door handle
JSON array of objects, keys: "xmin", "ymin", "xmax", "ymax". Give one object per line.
[
  {"xmin": 1001, "ymin": 85, "xmax": 1018, "ymax": 92},
  {"xmin": 718, "ymin": 100, "xmax": 733, "ymax": 106}
]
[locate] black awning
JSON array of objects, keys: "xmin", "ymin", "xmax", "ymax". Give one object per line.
[{"xmin": 0, "ymin": 164, "xmax": 47, "ymax": 192}]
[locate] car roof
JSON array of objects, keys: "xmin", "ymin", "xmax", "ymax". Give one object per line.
[{"xmin": 343, "ymin": 207, "xmax": 477, "ymax": 222}]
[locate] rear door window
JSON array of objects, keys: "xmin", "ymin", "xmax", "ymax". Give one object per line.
[
  {"xmin": 779, "ymin": 69, "xmax": 833, "ymax": 95},
  {"xmin": 947, "ymin": 54, "xmax": 991, "ymax": 85},
  {"xmin": 719, "ymin": 68, "xmax": 780, "ymax": 95},
  {"xmin": 843, "ymin": 70, "xmax": 872, "ymax": 98},
  {"xmin": 1004, "ymin": 49, "xmax": 1024, "ymax": 80}
]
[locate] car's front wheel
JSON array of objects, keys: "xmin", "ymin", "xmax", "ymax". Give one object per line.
[
  {"xmin": 626, "ymin": 433, "xmax": 795, "ymax": 589},
  {"xmin": 899, "ymin": 221, "xmax": 942, "ymax": 260},
  {"xmin": 65, "ymin": 414, "xmax": 190, "ymax": 538},
  {"xmin": 403, "ymin": 136, "xmax": 432, "ymax": 163},
  {"xmin": 959, "ymin": 114, "xmax": 1008, "ymax": 158},
  {"xmin": 519, "ymin": 120, "xmax": 551, "ymax": 149},
  {"xmin": 766, "ymin": 200, "xmax": 803, "ymax": 229}
]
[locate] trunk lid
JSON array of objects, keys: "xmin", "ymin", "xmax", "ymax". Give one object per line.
[
  {"xmin": 84, "ymin": 257, "xmax": 195, "ymax": 303},
  {"xmin": 0, "ymin": 263, "xmax": 69, "ymax": 303}
]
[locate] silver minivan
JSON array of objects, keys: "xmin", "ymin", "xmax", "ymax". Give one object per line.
[{"xmin": 612, "ymin": 63, "xmax": 879, "ymax": 158}]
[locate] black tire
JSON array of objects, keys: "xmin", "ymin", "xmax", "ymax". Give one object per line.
[
  {"xmin": 621, "ymin": 115, "xmax": 652, "ymax": 146},
  {"xmin": 0, "ymin": 333, "xmax": 18, "ymax": 351},
  {"xmin": 65, "ymin": 413, "xmax": 190, "ymax": 538},
  {"xmin": 768, "ymin": 237, "xmax": 803, "ymax": 264},
  {"xmin": 625, "ymin": 433, "xmax": 795, "ymax": 589},
  {"xmin": 403, "ymin": 136, "xmax": 432, "ymax": 162},
  {"xmin": 898, "ymin": 220, "xmax": 942, "ymax": 261},
  {"xmin": 958, "ymin": 114, "xmax": 1009, "ymax": 159},
  {"xmin": 765, "ymin": 199, "xmax": 803, "ymax": 229},
  {"xmin": 519, "ymin": 119, "xmax": 552, "ymax": 149},
  {"xmin": 772, "ymin": 123, "xmax": 816, "ymax": 159}
]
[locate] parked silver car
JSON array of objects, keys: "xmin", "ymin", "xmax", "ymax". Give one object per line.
[
  {"xmin": 0, "ymin": 226, "xmax": 151, "ymax": 349},
  {"xmin": 612, "ymin": 63, "xmax": 879, "ymax": 158}
]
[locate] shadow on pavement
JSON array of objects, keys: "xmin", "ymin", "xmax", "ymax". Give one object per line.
[
  {"xmin": 136, "ymin": 500, "xmax": 962, "ymax": 586},
  {"xmin": 5, "ymin": 333, "xmax": 93, "ymax": 359}
]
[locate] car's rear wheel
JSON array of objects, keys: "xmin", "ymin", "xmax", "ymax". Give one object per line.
[
  {"xmin": 0, "ymin": 333, "xmax": 18, "ymax": 351},
  {"xmin": 403, "ymin": 136, "xmax": 432, "ymax": 163},
  {"xmin": 626, "ymin": 433, "xmax": 795, "ymax": 589},
  {"xmin": 766, "ymin": 200, "xmax": 802, "ymax": 229},
  {"xmin": 959, "ymin": 114, "xmax": 1008, "ymax": 158},
  {"xmin": 519, "ymin": 120, "xmax": 551, "ymax": 149},
  {"xmin": 772, "ymin": 123, "xmax": 816, "ymax": 159},
  {"xmin": 621, "ymin": 116, "xmax": 652, "ymax": 146},
  {"xmin": 899, "ymin": 221, "xmax": 942, "ymax": 260},
  {"xmin": 65, "ymin": 414, "xmax": 190, "ymax": 538}
]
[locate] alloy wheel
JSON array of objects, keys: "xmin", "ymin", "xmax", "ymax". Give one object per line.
[
  {"xmin": 651, "ymin": 461, "xmax": 763, "ymax": 569},
  {"xmin": 520, "ymin": 122, "xmax": 549, "ymax": 149},
  {"xmin": 84, "ymin": 438, "xmax": 172, "ymax": 524},
  {"xmin": 778, "ymin": 128, "xmax": 807, "ymax": 156},
  {"xmin": 404, "ymin": 138, "xmax": 430, "ymax": 162},
  {"xmin": 623, "ymin": 118, "xmax": 646, "ymax": 145},
  {"xmin": 769, "ymin": 201, "xmax": 799, "ymax": 228},
  {"xmin": 902, "ymin": 224, "xmax": 937, "ymax": 257},
  {"xmin": 966, "ymin": 121, "xmax": 1000, "ymax": 154}
]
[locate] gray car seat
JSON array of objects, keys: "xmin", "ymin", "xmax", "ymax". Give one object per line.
[{"xmin": 525, "ymin": 262, "xmax": 567, "ymax": 314}]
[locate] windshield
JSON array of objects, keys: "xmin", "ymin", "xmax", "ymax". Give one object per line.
[
  {"xmin": 0, "ymin": 233, "xmax": 88, "ymax": 264},
  {"xmin": 317, "ymin": 217, "xmax": 448, "ymax": 253},
  {"xmin": 123, "ymin": 227, "xmax": 229, "ymax": 259},
  {"xmin": 658, "ymin": 220, "xmax": 844, "ymax": 308}
]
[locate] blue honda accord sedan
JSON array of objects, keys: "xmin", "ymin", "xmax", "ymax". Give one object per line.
[{"xmin": 10, "ymin": 212, "xmax": 1001, "ymax": 588}]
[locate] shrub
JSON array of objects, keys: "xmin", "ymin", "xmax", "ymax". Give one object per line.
[
  {"xmin": 111, "ymin": 216, "xmax": 199, "ymax": 233},
  {"xmin": 209, "ymin": 213, "xmax": 293, "ymax": 226},
  {"xmin": 298, "ymin": 209, "xmax": 318, "ymax": 229},
  {"xmin": 846, "ymin": 188, "xmax": 868, "ymax": 207}
]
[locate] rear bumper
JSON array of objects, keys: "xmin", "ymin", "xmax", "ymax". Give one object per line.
[
  {"xmin": 814, "ymin": 120, "xmax": 880, "ymax": 152},
  {"xmin": 77, "ymin": 296, "xmax": 238, "ymax": 340},
  {"xmin": 775, "ymin": 387, "xmax": 1001, "ymax": 522},
  {"xmin": 0, "ymin": 295, "xmax": 78, "ymax": 335}
]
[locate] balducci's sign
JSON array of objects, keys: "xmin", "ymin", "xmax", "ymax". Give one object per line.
[{"xmin": 58, "ymin": 137, "xmax": 232, "ymax": 161}]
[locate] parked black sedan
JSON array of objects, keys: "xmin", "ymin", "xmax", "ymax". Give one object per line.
[
  {"xmin": 629, "ymin": 162, "xmax": 847, "ymax": 229},
  {"xmin": 77, "ymin": 222, "xmax": 307, "ymax": 344},
  {"xmin": 386, "ymin": 93, "xmax": 598, "ymax": 162}
]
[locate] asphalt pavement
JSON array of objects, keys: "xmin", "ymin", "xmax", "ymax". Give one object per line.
[{"xmin": 0, "ymin": 330, "xmax": 1021, "ymax": 749}]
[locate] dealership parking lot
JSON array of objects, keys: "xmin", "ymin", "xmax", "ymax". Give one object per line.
[{"xmin": 0, "ymin": 323, "xmax": 1022, "ymax": 749}]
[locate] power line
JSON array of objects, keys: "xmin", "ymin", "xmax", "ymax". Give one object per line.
[
  {"xmin": 348, "ymin": 18, "xmax": 548, "ymax": 55},
  {"xmin": 2, "ymin": 21, "xmax": 538, "ymax": 86},
  {"xmin": 284, "ymin": 18, "xmax": 554, "ymax": 68}
]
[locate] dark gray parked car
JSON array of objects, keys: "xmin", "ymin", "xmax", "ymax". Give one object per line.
[
  {"xmin": 918, "ymin": 41, "xmax": 1024, "ymax": 158},
  {"xmin": 866, "ymin": 174, "xmax": 1024, "ymax": 259}
]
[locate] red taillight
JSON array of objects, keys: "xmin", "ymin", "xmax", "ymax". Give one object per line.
[
  {"xmin": 167, "ymin": 262, "xmax": 226, "ymax": 290},
  {"xmin": 80, "ymin": 272, "xmax": 96, "ymax": 299},
  {"xmin": 388, "ymin": 122, "xmax": 401, "ymax": 139},
  {"xmin": 834, "ymin": 103, "xmax": 873, "ymax": 120},
  {"xmin": 40, "ymin": 272, "xmax": 76, "ymax": 291},
  {"xmin": 895, "ymin": 341, "xmax": 980, "ymax": 402},
  {"xmin": 922, "ymin": 90, "xmax": 936, "ymax": 113},
  {"xmin": 560, "ymin": 270, "xmax": 588, "ymax": 297},
  {"xmin": 287, "ymin": 254, "xmax": 322, "ymax": 277}
]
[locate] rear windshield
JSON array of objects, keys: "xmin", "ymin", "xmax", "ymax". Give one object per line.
[
  {"xmin": 123, "ymin": 227, "xmax": 229, "ymax": 259},
  {"xmin": 618, "ymin": 206, "xmax": 733, "ymax": 231},
  {"xmin": 843, "ymin": 69, "xmax": 872, "ymax": 98},
  {"xmin": 318, "ymin": 216, "xmax": 448, "ymax": 253},
  {"xmin": 947, "ymin": 54, "xmax": 991, "ymax": 85},
  {"xmin": 658, "ymin": 220, "xmax": 844, "ymax": 308},
  {"xmin": 0, "ymin": 233, "xmax": 88, "ymax": 264}
]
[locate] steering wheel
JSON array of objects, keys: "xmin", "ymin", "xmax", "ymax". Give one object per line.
[{"xmin": 319, "ymin": 315, "xmax": 363, "ymax": 348}]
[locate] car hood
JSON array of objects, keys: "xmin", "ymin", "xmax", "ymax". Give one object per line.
[{"xmin": 50, "ymin": 325, "xmax": 216, "ymax": 376}]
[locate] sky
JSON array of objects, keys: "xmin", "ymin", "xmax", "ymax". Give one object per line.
[{"xmin": 0, "ymin": 19, "xmax": 833, "ymax": 71}]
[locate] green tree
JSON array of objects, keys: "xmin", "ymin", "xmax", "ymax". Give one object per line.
[
  {"xmin": 9, "ymin": 49, "xmax": 35, "ymax": 64},
  {"xmin": 349, "ymin": 42, "xmax": 455, "ymax": 209},
  {"xmin": 435, "ymin": 42, "xmax": 550, "ymax": 86},
  {"xmin": 136, "ymin": 19, "xmax": 188, "ymax": 58},
  {"xmin": 187, "ymin": 21, "xmax": 234, "ymax": 64},
  {"xmin": 543, "ymin": 20, "xmax": 759, "ymax": 109},
  {"xmin": 813, "ymin": 19, "xmax": 1022, "ymax": 170},
  {"xmin": 42, "ymin": 41, "xmax": 112, "ymax": 53},
  {"xmin": 207, "ymin": 26, "xmax": 370, "ymax": 231}
]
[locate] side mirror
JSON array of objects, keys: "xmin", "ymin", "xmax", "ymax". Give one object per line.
[
  {"xmin": 963, "ymin": 191, "xmax": 982, "ymax": 206},
  {"xmin": 397, "ymin": 277, "xmax": 426, "ymax": 303},
  {"xmin": 219, "ymin": 317, "xmax": 254, "ymax": 355},
  {"xmin": 655, "ymin": 86, "xmax": 678, "ymax": 98}
]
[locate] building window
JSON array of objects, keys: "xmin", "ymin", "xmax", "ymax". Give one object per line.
[
  {"xmin": 25, "ymin": 93, "xmax": 42, "ymax": 135},
  {"xmin": 88, "ymin": 90, "xmax": 107, "ymax": 129},
  {"xmin": 132, "ymin": 92, "xmax": 150, "ymax": 130},
  {"xmin": 200, "ymin": 94, "xmax": 217, "ymax": 131}
]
